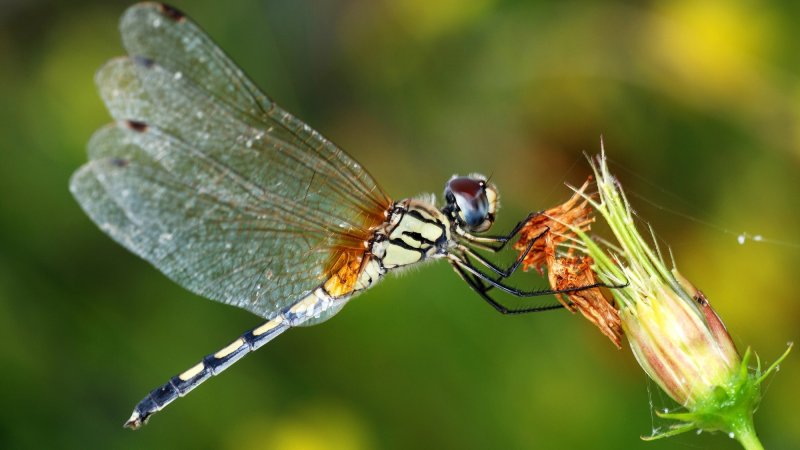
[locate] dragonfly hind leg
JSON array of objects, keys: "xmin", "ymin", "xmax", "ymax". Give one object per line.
[
  {"xmin": 449, "ymin": 254, "xmax": 626, "ymax": 315},
  {"xmin": 449, "ymin": 261, "xmax": 563, "ymax": 314}
]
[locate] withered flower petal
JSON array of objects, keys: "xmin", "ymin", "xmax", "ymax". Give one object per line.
[{"xmin": 514, "ymin": 177, "xmax": 622, "ymax": 347}]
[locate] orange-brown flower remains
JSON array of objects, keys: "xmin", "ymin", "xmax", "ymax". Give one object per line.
[{"xmin": 514, "ymin": 178, "xmax": 622, "ymax": 347}]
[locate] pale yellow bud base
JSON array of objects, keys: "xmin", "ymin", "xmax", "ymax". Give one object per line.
[{"xmin": 643, "ymin": 344, "xmax": 792, "ymax": 449}]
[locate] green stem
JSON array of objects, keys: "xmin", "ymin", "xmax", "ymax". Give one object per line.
[{"xmin": 734, "ymin": 421, "xmax": 764, "ymax": 450}]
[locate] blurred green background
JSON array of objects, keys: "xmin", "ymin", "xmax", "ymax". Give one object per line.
[{"xmin": 1, "ymin": 0, "xmax": 798, "ymax": 449}]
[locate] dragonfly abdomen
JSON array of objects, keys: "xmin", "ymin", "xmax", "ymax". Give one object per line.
[
  {"xmin": 124, "ymin": 312, "xmax": 290, "ymax": 429},
  {"xmin": 124, "ymin": 285, "xmax": 353, "ymax": 429}
]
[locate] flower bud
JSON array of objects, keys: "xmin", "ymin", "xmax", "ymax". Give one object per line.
[{"xmin": 572, "ymin": 146, "xmax": 791, "ymax": 449}]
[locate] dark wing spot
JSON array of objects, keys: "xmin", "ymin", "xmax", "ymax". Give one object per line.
[
  {"xmin": 132, "ymin": 56, "xmax": 155, "ymax": 68},
  {"xmin": 124, "ymin": 120, "xmax": 148, "ymax": 132},
  {"xmin": 157, "ymin": 3, "xmax": 186, "ymax": 22},
  {"xmin": 110, "ymin": 157, "xmax": 129, "ymax": 168}
]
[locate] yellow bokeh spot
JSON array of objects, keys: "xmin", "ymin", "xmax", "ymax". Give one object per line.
[
  {"xmin": 389, "ymin": 0, "xmax": 496, "ymax": 41},
  {"xmin": 647, "ymin": 0, "xmax": 774, "ymax": 99},
  {"xmin": 224, "ymin": 401, "xmax": 375, "ymax": 450}
]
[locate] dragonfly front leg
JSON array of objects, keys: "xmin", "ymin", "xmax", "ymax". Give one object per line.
[{"xmin": 457, "ymin": 211, "xmax": 543, "ymax": 252}]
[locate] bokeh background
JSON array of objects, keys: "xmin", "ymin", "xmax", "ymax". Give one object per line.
[{"xmin": 1, "ymin": 0, "xmax": 798, "ymax": 449}]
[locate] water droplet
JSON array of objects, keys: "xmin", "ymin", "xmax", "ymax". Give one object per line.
[
  {"xmin": 256, "ymin": 284, "xmax": 262, "ymax": 290},
  {"xmin": 737, "ymin": 234, "xmax": 746, "ymax": 244},
  {"xmin": 245, "ymin": 139, "xmax": 253, "ymax": 148},
  {"xmin": 173, "ymin": 71, "xmax": 183, "ymax": 81},
  {"xmin": 196, "ymin": 111, "xmax": 204, "ymax": 119},
  {"xmin": 224, "ymin": 242, "xmax": 232, "ymax": 250},
  {"xmin": 696, "ymin": 429, "xmax": 702, "ymax": 435},
  {"xmin": 729, "ymin": 432, "xmax": 735, "ymax": 439},
  {"xmin": 158, "ymin": 233, "xmax": 173, "ymax": 244},
  {"xmin": 153, "ymin": 18, "xmax": 161, "ymax": 28},
  {"xmin": 776, "ymin": 365, "xmax": 780, "ymax": 372},
  {"xmin": 753, "ymin": 234, "xmax": 763, "ymax": 242},
  {"xmin": 662, "ymin": 408, "xmax": 668, "ymax": 413}
]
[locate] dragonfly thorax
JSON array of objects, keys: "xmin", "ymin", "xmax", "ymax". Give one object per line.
[{"xmin": 368, "ymin": 199, "xmax": 451, "ymax": 271}]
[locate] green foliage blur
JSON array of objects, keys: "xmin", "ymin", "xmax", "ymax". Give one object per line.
[{"xmin": 1, "ymin": 0, "xmax": 798, "ymax": 449}]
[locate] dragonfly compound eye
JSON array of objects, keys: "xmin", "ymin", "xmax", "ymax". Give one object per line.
[{"xmin": 445, "ymin": 175, "xmax": 498, "ymax": 233}]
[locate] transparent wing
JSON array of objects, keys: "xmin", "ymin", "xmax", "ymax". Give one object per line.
[
  {"xmin": 71, "ymin": 3, "xmax": 392, "ymax": 318},
  {"xmin": 72, "ymin": 123, "xmax": 341, "ymax": 317},
  {"xmin": 117, "ymin": 2, "xmax": 387, "ymax": 211}
]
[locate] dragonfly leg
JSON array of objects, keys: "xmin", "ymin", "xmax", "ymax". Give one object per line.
[
  {"xmin": 456, "ymin": 225, "xmax": 549, "ymax": 279},
  {"xmin": 458, "ymin": 211, "xmax": 543, "ymax": 252},
  {"xmin": 449, "ymin": 261, "xmax": 563, "ymax": 314},
  {"xmin": 450, "ymin": 253, "xmax": 626, "ymax": 301}
]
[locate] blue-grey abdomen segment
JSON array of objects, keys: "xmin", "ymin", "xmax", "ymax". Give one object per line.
[{"xmin": 124, "ymin": 315, "xmax": 289, "ymax": 429}]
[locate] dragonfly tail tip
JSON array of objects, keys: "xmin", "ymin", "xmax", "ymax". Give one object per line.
[{"xmin": 123, "ymin": 410, "xmax": 146, "ymax": 430}]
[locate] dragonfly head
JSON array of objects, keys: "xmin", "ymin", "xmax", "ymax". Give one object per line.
[{"xmin": 444, "ymin": 174, "xmax": 499, "ymax": 233}]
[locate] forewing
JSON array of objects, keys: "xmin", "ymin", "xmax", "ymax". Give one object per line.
[
  {"xmin": 117, "ymin": 2, "xmax": 388, "ymax": 214},
  {"xmin": 95, "ymin": 57, "xmax": 369, "ymax": 234}
]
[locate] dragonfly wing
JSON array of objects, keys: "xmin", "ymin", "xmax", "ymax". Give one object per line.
[
  {"xmin": 72, "ymin": 123, "xmax": 333, "ymax": 317},
  {"xmin": 117, "ymin": 3, "xmax": 388, "ymax": 212},
  {"xmin": 73, "ymin": 3, "xmax": 392, "ymax": 318}
]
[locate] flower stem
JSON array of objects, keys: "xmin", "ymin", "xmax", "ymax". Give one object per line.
[{"xmin": 734, "ymin": 421, "xmax": 764, "ymax": 450}]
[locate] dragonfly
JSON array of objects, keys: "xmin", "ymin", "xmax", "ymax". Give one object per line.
[{"xmin": 70, "ymin": 2, "xmax": 609, "ymax": 429}]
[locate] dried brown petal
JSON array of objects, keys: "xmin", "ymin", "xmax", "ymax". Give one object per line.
[
  {"xmin": 514, "ymin": 178, "xmax": 596, "ymax": 273},
  {"xmin": 546, "ymin": 242, "xmax": 622, "ymax": 348},
  {"xmin": 514, "ymin": 177, "xmax": 622, "ymax": 347}
]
